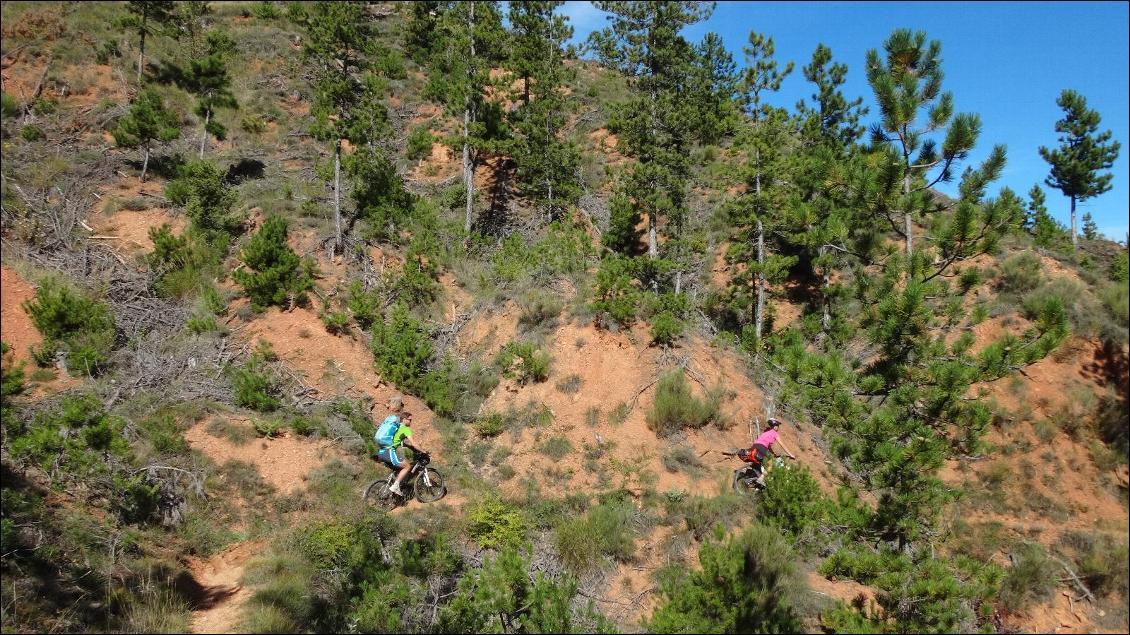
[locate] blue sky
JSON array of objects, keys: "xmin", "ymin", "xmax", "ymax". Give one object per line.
[{"xmin": 558, "ymin": 1, "xmax": 1129, "ymax": 243}]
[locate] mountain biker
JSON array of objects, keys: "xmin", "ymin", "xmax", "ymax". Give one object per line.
[
  {"xmin": 374, "ymin": 400, "xmax": 424, "ymax": 497},
  {"xmin": 744, "ymin": 418, "xmax": 797, "ymax": 485}
]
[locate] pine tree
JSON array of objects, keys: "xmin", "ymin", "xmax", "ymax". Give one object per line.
[
  {"xmin": 686, "ymin": 32, "xmax": 740, "ymax": 144},
  {"xmin": 1039, "ymin": 89, "xmax": 1121, "ymax": 248},
  {"xmin": 120, "ymin": 1, "xmax": 180, "ymax": 83},
  {"xmin": 420, "ymin": 2, "xmax": 507, "ymax": 235},
  {"xmin": 1082, "ymin": 212, "xmax": 1098, "ymax": 240},
  {"xmin": 589, "ymin": 1, "xmax": 713, "ymax": 258},
  {"xmin": 295, "ymin": 1, "xmax": 371, "ymax": 254},
  {"xmin": 866, "ymin": 29, "xmax": 982, "ymax": 258},
  {"xmin": 184, "ymin": 30, "xmax": 237, "ymax": 158},
  {"xmin": 505, "ymin": 1, "xmax": 581, "ymax": 220},
  {"xmin": 796, "ymin": 43, "xmax": 867, "ymax": 151},
  {"xmin": 734, "ymin": 31, "xmax": 793, "ymax": 341},
  {"xmin": 234, "ymin": 216, "xmax": 312, "ymax": 310},
  {"xmin": 1028, "ymin": 184, "xmax": 1067, "ymax": 249},
  {"xmin": 112, "ymin": 87, "xmax": 181, "ymax": 181}
]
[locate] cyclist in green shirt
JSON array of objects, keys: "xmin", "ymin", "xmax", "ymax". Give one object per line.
[{"xmin": 375, "ymin": 410, "xmax": 421, "ymax": 496}]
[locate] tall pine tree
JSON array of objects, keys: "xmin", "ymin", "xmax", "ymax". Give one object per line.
[{"xmin": 1038, "ymin": 89, "xmax": 1121, "ymax": 248}]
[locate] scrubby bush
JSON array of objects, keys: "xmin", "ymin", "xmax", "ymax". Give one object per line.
[
  {"xmin": 466, "ymin": 497, "xmax": 527, "ymax": 550},
  {"xmin": 232, "ymin": 357, "xmax": 281, "ymax": 412},
  {"xmin": 591, "ymin": 255, "xmax": 640, "ymax": 328},
  {"xmin": 648, "ymin": 524, "xmax": 804, "ymax": 633},
  {"xmin": 650, "ymin": 311, "xmax": 684, "ymax": 346},
  {"xmin": 0, "ymin": 92, "xmax": 18, "ymax": 118},
  {"xmin": 555, "ymin": 500, "xmax": 637, "ymax": 573},
  {"xmin": 234, "ymin": 216, "xmax": 313, "ymax": 310},
  {"xmin": 496, "ymin": 341, "xmax": 550, "ymax": 385},
  {"xmin": 998, "ymin": 251, "xmax": 1042, "ymax": 294},
  {"xmin": 662, "ymin": 445, "xmax": 703, "ymax": 474},
  {"xmin": 371, "ymin": 303, "xmax": 432, "ymax": 388},
  {"xmin": 22, "ymin": 277, "xmax": 116, "ymax": 376},
  {"xmin": 759, "ymin": 463, "xmax": 827, "ymax": 538},
  {"xmin": 474, "ymin": 413, "xmax": 506, "ymax": 438},
  {"xmin": 165, "ymin": 160, "xmax": 243, "ymax": 236},
  {"xmin": 406, "ymin": 125, "xmax": 434, "ymax": 162},
  {"xmin": 539, "ymin": 435, "xmax": 573, "ymax": 461},
  {"xmin": 646, "ymin": 370, "xmax": 724, "ymax": 436},
  {"xmin": 997, "ymin": 543, "xmax": 1058, "ymax": 611},
  {"xmin": 148, "ymin": 224, "xmax": 227, "ymax": 299},
  {"xmin": 518, "ymin": 291, "xmax": 563, "ymax": 331},
  {"xmin": 20, "ymin": 124, "xmax": 45, "ymax": 141}
]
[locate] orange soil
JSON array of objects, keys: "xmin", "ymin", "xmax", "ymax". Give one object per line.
[
  {"xmin": 89, "ymin": 208, "xmax": 186, "ymax": 255},
  {"xmin": 1, "ymin": 265, "xmax": 42, "ymax": 366},
  {"xmin": 185, "ymin": 540, "xmax": 265, "ymax": 635},
  {"xmin": 184, "ymin": 422, "xmax": 338, "ymax": 494}
]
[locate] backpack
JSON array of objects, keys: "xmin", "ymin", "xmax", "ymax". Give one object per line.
[{"xmin": 375, "ymin": 415, "xmax": 401, "ymax": 448}]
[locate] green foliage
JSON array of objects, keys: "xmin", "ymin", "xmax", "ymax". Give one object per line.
[
  {"xmin": 406, "ymin": 124, "xmax": 435, "ymax": 162},
  {"xmin": 165, "ymin": 159, "xmax": 242, "ymax": 236},
  {"xmin": 466, "ymin": 497, "xmax": 527, "ymax": 551},
  {"xmin": 649, "ymin": 311, "xmax": 684, "ymax": 346},
  {"xmin": 555, "ymin": 499, "xmax": 637, "ymax": 574},
  {"xmin": 148, "ymin": 224, "xmax": 227, "ymax": 299},
  {"xmin": 2, "ymin": 342, "xmax": 27, "ymax": 426},
  {"xmin": 1039, "ymin": 89, "xmax": 1121, "ymax": 216},
  {"xmin": 371, "ymin": 302, "xmax": 432, "ymax": 389},
  {"xmin": 8, "ymin": 393, "xmax": 129, "ymax": 478},
  {"xmin": 646, "ymin": 370, "xmax": 724, "ymax": 436},
  {"xmin": 648, "ymin": 523, "xmax": 804, "ymax": 633},
  {"xmin": 539, "ymin": 435, "xmax": 573, "ymax": 462},
  {"xmin": 496, "ymin": 341, "xmax": 551, "ymax": 385},
  {"xmin": 233, "ymin": 216, "xmax": 313, "ymax": 310},
  {"xmin": 997, "ymin": 251, "xmax": 1043, "ymax": 294},
  {"xmin": 20, "ymin": 124, "xmax": 45, "ymax": 141},
  {"xmin": 0, "ymin": 91, "xmax": 18, "ymax": 118},
  {"xmin": 439, "ymin": 547, "xmax": 613, "ymax": 634},
  {"xmin": 231, "ymin": 357, "xmax": 280, "ymax": 412},
  {"xmin": 22, "ymin": 277, "xmax": 115, "ymax": 376},
  {"xmin": 759, "ymin": 463, "xmax": 828, "ymax": 537},
  {"xmin": 997, "ymin": 543, "xmax": 1058, "ymax": 612},
  {"xmin": 112, "ymin": 87, "xmax": 181, "ymax": 176}
]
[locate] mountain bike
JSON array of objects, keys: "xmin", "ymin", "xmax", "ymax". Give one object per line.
[
  {"xmin": 721, "ymin": 449, "xmax": 790, "ymax": 494},
  {"xmin": 363, "ymin": 450, "xmax": 446, "ymax": 509}
]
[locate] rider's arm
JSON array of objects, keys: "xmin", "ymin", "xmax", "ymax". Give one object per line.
[{"xmin": 776, "ymin": 438, "xmax": 797, "ymax": 459}]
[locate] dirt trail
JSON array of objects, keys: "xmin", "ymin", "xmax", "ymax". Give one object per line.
[{"xmin": 185, "ymin": 540, "xmax": 265, "ymax": 634}]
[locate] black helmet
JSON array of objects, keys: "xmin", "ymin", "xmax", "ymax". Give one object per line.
[{"xmin": 768, "ymin": 418, "xmax": 781, "ymax": 427}]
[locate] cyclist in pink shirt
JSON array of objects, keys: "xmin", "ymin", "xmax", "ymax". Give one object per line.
[{"xmin": 744, "ymin": 418, "xmax": 796, "ymax": 485}]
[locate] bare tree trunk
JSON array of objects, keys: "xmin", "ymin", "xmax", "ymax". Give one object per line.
[
  {"xmin": 141, "ymin": 143, "xmax": 150, "ymax": 182},
  {"xmin": 755, "ymin": 218, "xmax": 765, "ymax": 340},
  {"xmin": 903, "ymin": 172, "xmax": 913, "ymax": 257},
  {"xmin": 820, "ymin": 245, "xmax": 831, "ymax": 333},
  {"xmin": 199, "ymin": 108, "xmax": 210, "ymax": 158},
  {"xmin": 463, "ymin": 2, "xmax": 475, "ymax": 235},
  {"xmin": 334, "ymin": 139, "xmax": 342, "ymax": 254},
  {"xmin": 1070, "ymin": 196, "xmax": 1077, "ymax": 249},
  {"xmin": 137, "ymin": 21, "xmax": 146, "ymax": 84}
]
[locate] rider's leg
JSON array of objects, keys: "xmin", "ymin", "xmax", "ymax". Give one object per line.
[{"xmin": 385, "ymin": 448, "xmax": 408, "ymax": 495}]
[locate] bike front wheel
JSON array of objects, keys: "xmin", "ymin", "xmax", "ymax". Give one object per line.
[
  {"xmin": 732, "ymin": 468, "xmax": 760, "ymax": 493},
  {"xmin": 364, "ymin": 479, "xmax": 399, "ymax": 510},
  {"xmin": 414, "ymin": 467, "xmax": 447, "ymax": 503}
]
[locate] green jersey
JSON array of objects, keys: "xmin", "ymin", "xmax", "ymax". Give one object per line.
[{"xmin": 391, "ymin": 425, "xmax": 412, "ymax": 449}]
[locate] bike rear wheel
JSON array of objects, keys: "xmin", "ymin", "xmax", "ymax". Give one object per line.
[
  {"xmin": 732, "ymin": 467, "xmax": 761, "ymax": 493},
  {"xmin": 414, "ymin": 467, "xmax": 447, "ymax": 503},
  {"xmin": 364, "ymin": 479, "xmax": 399, "ymax": 510}
]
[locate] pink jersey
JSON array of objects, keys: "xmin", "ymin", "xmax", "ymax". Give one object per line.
[{"xmin": 754, "ymin": 428, "xmax": 779, "ymax": 449}]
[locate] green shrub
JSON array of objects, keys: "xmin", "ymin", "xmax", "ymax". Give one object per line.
[
  {"xmin": 138, "ymin": 413, "xmax": 189, "ymax": 454},
  {"xmin": 254, "ymin": 418, "xmax": 283, "ymax": 438},
  {"xmin": 646, "ymin": 371, "xmax": 724, "ymax": 436},
  {"xmin": 0, "ymin": 92, "xmax": 18, "ymax": 118},
  {"xmin": 321, "ymin": 310, "xmax": 350, "ymax": 335},
  {"xmin": 496, "ymin": 341, "xmax": 550, "ymax": 384},
  {"xmin": 998, "ymin": 251, "xmax": 1043, "ymax": 293},
  {"xmin": 148, "ymin": 224, "xmax": 227, "ymax": 299},
  {"xmin": 555, "ymin": 500, "xmax": 636, "ymax": 573},
  {"xmin": 466, "ymin": 497, "xmax": 527, "ymax": 550},
  {"xmin": 539, "ymin": 435, "xmax": 573, "ymax": 462},
  {"xmin": 233, "ymin": 216, "xmax": 312, "ymax": 310},
  {"xmin": 518, "ymin": 291, "xmax": 563, "ymax": 331},
  {"xmin": 759, "ymin": 463, "xmax": 827, "ymax": 537},
  {"xmin": 650, "ymin": 311, "xmax": 684, "ymax": 346},
  {"xmin": 608, "ymin": 401, "xmax": 630, "ymax": 425},
  {"xmin": 346, "ymin": 281, "xmax": 380, "ymax": 329},
  {"xmin": 997, "ymin": 543, "xmax": 1058, "ymax": 611},
  {"xmin": 252, "ymin": 0, "xmax": 280, "ymax": 19},
  {"xmin": 406, "ymin": 125, "xmax": 434, "ymax": 162},
  {"xmin": 648, "ymin": 523, "xmax": 804, "ymax": 633},
  {"xmin": 165, "ymin": 159, "xmax": 242, "ymax": 236},
  {"xmin": 591, "ymin": 255, "xmax": 640, "ymax": 328},
  {"xmin": 8, "ymin": 394, "xmax": 128, "ymax": 478},
  {"xmin": 474, "ymin": 413, "xmax": 506, "ymax": 438},
  {"xmin": 232, "ymin": 359, "xmax": 281, "ymax": 412},
  {"xmin": 371, "ymin": 303, "xmax": 432, "ymax": 388},
  {"xmin": 22, "ymin": 277, "xmax": 115, "ymax": 376},
  {"xmin": 20, "ymin": 124, "xmax": 45, "ymax": 141}
]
